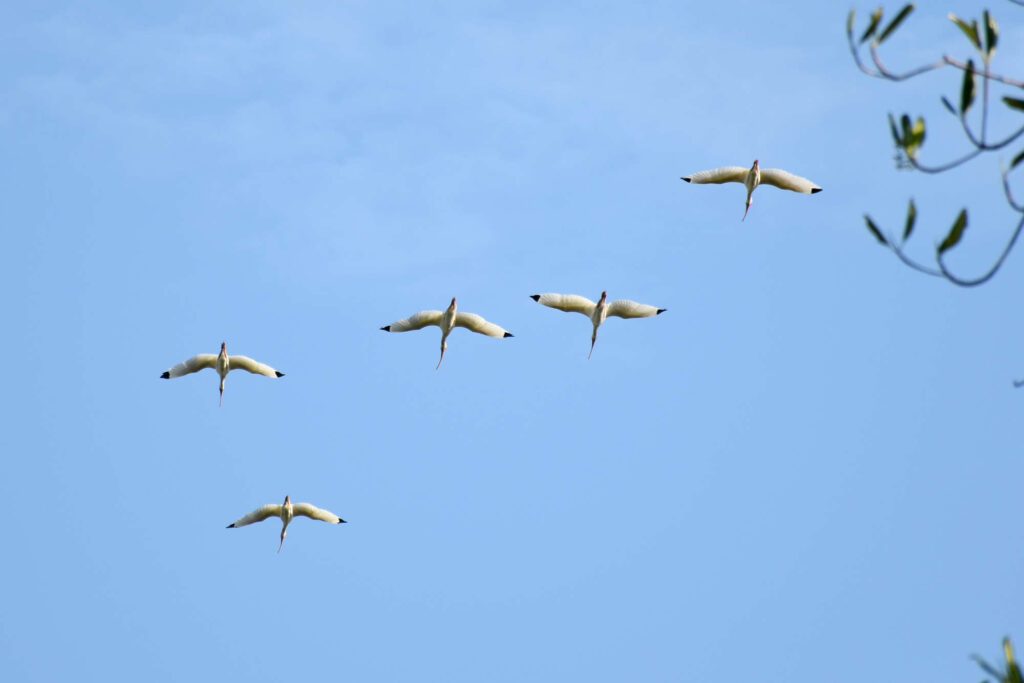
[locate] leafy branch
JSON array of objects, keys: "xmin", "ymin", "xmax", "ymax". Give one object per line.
[
  {"xmin": 974, "ymin": 638, "xmax": 1023, "ymax": 683},
  {"xmin": 848, "ymin": 3, "xmax": 1024, "ymax": 288}
]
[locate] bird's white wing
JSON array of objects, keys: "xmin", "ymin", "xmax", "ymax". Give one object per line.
[
  {"xmin": 454, "ymin": 312, "xmax": 513, "ymax": 338},
  {"xmin": 531, "ymin": 293, "xmax": 596, "ymax": 316},
  {"xmin": 681, "ymin": 166, "xmax": 749, "ymax": 185},
  {"xmin": 292, "ymin": 502, "xmax": 346, "ymax": 524},
  {"xmin": 228, "ymin": 355, "xmax": 284, "ymax": 378},
  {"xmin": 227, "ymin": 504, "xmax": 282, "ymax": 528},
  {"xmin": 161, "ymin": 354, "xmax": 218, "ymax": 379},
  {"xmin": 759, "ymin": 168, "xmax": 821, "ymax": 194},
  {"xmin": 606, "ymin": 299, "xmax": 666, "ymax": 319},
  {"xmin": 381, "ymin": 310, "xmax": 444, "ymax": 332}
]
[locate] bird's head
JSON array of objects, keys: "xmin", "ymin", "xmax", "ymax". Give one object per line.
[
  {"xmin": 283, "ymin": 495, "xmax": 291, "ymax": 505},
  {"xmin": 600, "ymin": 291, "xmax": 607, "ymax": 301},
  {"xmin": 220, "ymin": 342, "xmax": 227, "ymax": 352},
  {"xmin": 450, "ymin": 297, "xmax": 457, "ymax": 307},
  {"xmin": 753, "ymin": 159, "xmax": 759, "ymax": 169}
]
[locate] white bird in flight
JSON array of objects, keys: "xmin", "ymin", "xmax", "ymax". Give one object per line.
[
  {"xmin": 381, "ymin": 297, "xmax": 513, "ymax": 369},
  {"xmin": 530, "ymin": 291, "xmax": 665, "ymax": 359},
  {"xmin": 681, "ymin": 159, "xmax": 822, "ymax": 220},
  {"xmin": 227, "ymin": 495, "xmax": 346, "ymax": 553},
  {"xmin": 160, "ymin": 342, "xmax": 284, "ymax": 406}
]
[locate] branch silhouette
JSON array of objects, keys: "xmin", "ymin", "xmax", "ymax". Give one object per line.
[{"xmin": 848, "ymin": 3, "xmax": 1024, "ymax": 289}]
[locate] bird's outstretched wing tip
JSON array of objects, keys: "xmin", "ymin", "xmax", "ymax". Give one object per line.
[
  {"xmin": 275, "ymin": 371, "xmax": 285, "ymax": 378},
  {"xmin": 656, "ymin": 309, "xmax": 667, "ymax": 315},
  {"xmin": 681, "ymin": 176, "xmax": 692, "ymax": 183},
  {"xmin": 160, "ymin": 372, "xmax": 170, "ymax": 379},
  {"xmin": 504, "ymin": 332, "xmax": 514, "ymax": 338},
  {"xmin": 530, "ymin": 295, "xmax": 540, "ymax": 301},
  {"xmin": 380, "ymin": 325, "xmax": 391, "ymax": 332},
  {"xmin": 811, "ymin": 187, "xmax": 823, "ymax": 194},
  {"xmin": 226, "ymin": 523, "xmax": 235, "ymax": 528},
  {"xmin": 338, "ymin": 519, "xmax": 348, "ymax": 524}
]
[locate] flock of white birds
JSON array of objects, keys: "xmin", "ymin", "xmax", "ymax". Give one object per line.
[{"xmin": 160, "ymin": 158, "xmax": 822, "ymax": 551}]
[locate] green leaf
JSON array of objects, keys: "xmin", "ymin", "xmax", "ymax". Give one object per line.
[
  {"xmin": 938, "ymin": 209, "xmax": 967, "ymax": 254},
  {"xmin": 984, "ymin": 10, "xmax": 998, "ymax": 58},
  {"xmin": 888, "ymin": 113, "xmax": 901, "ymax": 146},
  {"xmin": 878, "ymin": 4, "xmax": 914, "ymax": 44},
  {"xmin": 949, "ymin": 14, "xmax": 981, "ymax": 50},
  {"xmin": 865, "ymin": 215, "xmax": 888, "ymax": 245},
  {"xmin": 861, "ymin": 7, "xmax": 883, "ymax": 44},
  {"xmin": 1012, "ymin": 149, "xmax": 1024, "ymax": 170},
  {"xmin": 960, "ymin": 59, "xmax": 976, "ymax": 115},
  {"xmin": 905, "ymin": 117, "xmax": 925, "ymax": 158},
  {"xmin": 1004, "ymin": 97, "xmax": 1024, "ymax": 113},
  {"xmin": 941, "ymin": 96, "xmax": 956, "ymax": 115},
  {"xmin": 1007, "ymin": 640, "xmax": 1022, "ymax": 683},
  {"xmin": 973, "ymin": 655, "xmax": 1003, "ymax": 679},
  {"xmin": 903, "ymin": 199, "xmax": 916, "ymax": 241}
]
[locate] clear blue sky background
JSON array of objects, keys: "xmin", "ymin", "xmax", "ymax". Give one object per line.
[{"xmin": 2, "ymin": 1, "xmax": 1022, "ymax": 681}]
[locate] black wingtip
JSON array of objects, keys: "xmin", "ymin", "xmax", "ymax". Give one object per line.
[
  {"xmin": 275, "ymin": 371, "xmax": 285, "ymax": 378},
  {"xmin": 380, "ymin": 325, "xmax": 391, "ymax": 332},
  {"xmin": 160, "ymin": 372, "xmax": 170, "ymax": 379},
  {"xmin": 338, "ymin": 519, "xmax": 348, "ymax": 524},
  {"xmin": 530, "ymin": 295, "xmax": 540, "ymax": 301},
  {"xmin": 681, "ymin": 176, "xmax": 692, "ymax": 183},
  {"xmin": 504, "ymin": 332, "xmax": 514, "ymax": 338},
  {"xmin": 811, "ymin": 187, "xmax": 822, "ymax": 194},
  {"xmin": 656, "ymin": 308, "xmax": 667, "ymax": 315},
  {"xmin": 226, "ymin": 524, "xmax": 235, "ymax": 528}
]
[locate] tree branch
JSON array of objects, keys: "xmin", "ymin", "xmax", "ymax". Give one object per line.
[
  {"xmin": 850, "ymin": 3, "xmax": 1024, "ymax": 288},
  {"xmin": 936, "ymin": 215, "xmax": 1024, "ymax": 286},
  {"xmin": 849, "ymin": 32, "xmax": 1024, "ymax": 86}
]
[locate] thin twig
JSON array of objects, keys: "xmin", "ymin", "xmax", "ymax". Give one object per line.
[
  {"xmin": 942, "ymin": 56, "xmax": 1024, "ymax": 88},
  {"xmin": 888, "ymin": 241, "xmax": 945, "ymax": 277},
  {"xmin": 848, "ymin": 30, "xmax": 1024, "ymax": 87},
  {"xmin": 936, "ymin": 215, "xmax": 1024, "ymax": 286},
  {"xmin": 908, "ymin": 148, "xmax": 983, "ymax": 174},
  {"xmin": 1002, "ymin": 167, "xmax": 1024, "ymax": 212}
]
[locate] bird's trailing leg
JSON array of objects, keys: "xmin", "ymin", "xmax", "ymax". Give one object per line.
[
  {"xmin": 436, "ymin": 340, "xmax": 447, "ymax": 370},
  {"xmin": 219, "ymin": 378, "xmax": 225, "ymax": 407},
  {"xmin": 278, "ymin": 527, "xmax": 286, "ymax": 553},
  {"xmin": 743, "ymin": 193, "xmax": 752, "ymax": 221},
  {"xmin": 588, "ymin": 332, "xmax": 597, "ymax": 360}
]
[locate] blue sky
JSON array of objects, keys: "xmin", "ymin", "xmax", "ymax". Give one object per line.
[{"xmin": 2, "ymin": 1, "xmax": 1023, "ymax": 681}]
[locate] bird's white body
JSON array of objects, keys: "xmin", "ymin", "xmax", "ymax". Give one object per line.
[
  {"xmin": 381, "ymin": 297, "xmax": 513, "ymax": 369},
  {"xmin": 161, "ymin": 342, "xmax": 284, "ymax": 406},
  {"xmin": 682, "ymin": 160, "xmax": 821, "ymax": 220},
  {"xmin": 227, "ymin": 495, "xmax": 346, "ymax": 552},
  {"xmin": 530, "ymin": 291, "xmax": 665, "ymax": 358}
]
